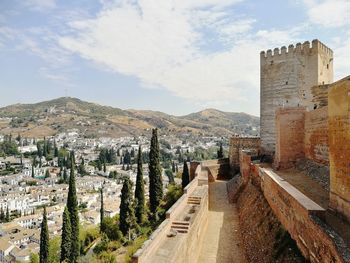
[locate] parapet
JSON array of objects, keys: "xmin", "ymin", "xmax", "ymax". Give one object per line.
[{"xmin": 260, "ymin": 39, "xmax": 333, "ymax": 60}]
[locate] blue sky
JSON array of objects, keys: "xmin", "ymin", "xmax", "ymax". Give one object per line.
[{"xmin": 1, "ymin": 0, "xmax": 350, "ymax": 116}]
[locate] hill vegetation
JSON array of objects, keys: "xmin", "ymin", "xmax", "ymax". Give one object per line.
[{"xmin": 0, "ymin": 97, "xmax": 259, "ymax": 138}]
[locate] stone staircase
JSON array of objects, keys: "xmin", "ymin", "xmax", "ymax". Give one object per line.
[
  {"xmin": 187, "ymin": 196, "xmax": 201, "ymax": 205},
  {"xmin": 171, "ymin": 221, "xmax": 190, "ymax": 234}
]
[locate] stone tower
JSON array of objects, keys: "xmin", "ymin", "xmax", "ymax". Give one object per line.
[{"xmin": 260, "ymin": 39, "xmax": 334, "ymax": 155}]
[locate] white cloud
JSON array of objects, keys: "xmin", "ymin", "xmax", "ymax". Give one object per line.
[
  {"xmin": 57, "ymin": 0, "xmax": 303, "ymax": 114},
  {"xmin": 304, "ymin": 0, "xmax": 350, "ymax": 27}
]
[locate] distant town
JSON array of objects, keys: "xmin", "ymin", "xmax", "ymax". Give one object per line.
[{"xmin": 0, "ymin": 129, "xmax": 227, "ymax": 262}]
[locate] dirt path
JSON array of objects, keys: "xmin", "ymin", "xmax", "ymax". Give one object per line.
[{"xmin": 197, "ymin": 180, "xmax": 246, "ymax": 263}]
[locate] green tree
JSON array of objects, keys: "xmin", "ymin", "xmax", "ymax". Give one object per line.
[
  {"xmin": 165, "ymin": 169, "xmax": 175, "ymax": 184},
  {"xmin": 54, "ymin": 140, "xmax": 58, "ymax": 158},
  {"xmin": 5, "ymin": 206, "xmax": 10, "ymax": 222},
  {"xmin": 63, "ymin": 168, "xmax": 68, "ymax": 183},
  {"xmin": 172, "ymin": 161, "xmax": 176, "ymax": 173},
  {"xmin": 0, "ymin": 207, "xmax": 4, "ymax": 222},
  {"xmin": 119, "ymin": 178, "xmax": 137, "ymax": 238},
  {"xmin": 37, "ymin": 142, "xmax": 43, "ymax": 158},
  {"xmin": 135, "ymin": 145, "xmax": 145, "ymax": 224},
  {"xmin": 149, "ymin": 128, "xmax": 163, "ymax": 214},
  {"xmin": 100, "ymin": 187, "xmax": 104, "ymax": 233},
  {"xmin": 60, "ymin": 206, "xmax": 71, "ymax": 262},
  {"xmin": 217, "ymin": 142, "xmax": 224, "ymax": 159},
  {"xmin": 66, "ymin": 158, "xmax": 80, "ymax": 262},
  {"xmin": 30, "ymin": 253, "xmax": 39, "ymax": 263},
  {"xmin": 32, "ymin": 163, "xmax": 35, "ymax": 178},
  {"xmin": 181, "ymin": 161, "xmax": 190, "ymax": 189},
  {"xmin": 39, "ymin": 207, "xmax": 49, "ymax": 263},
  {"xmin": 96, "ymin": 160, "xmax": 102, "ymax": 171},
  {"xmin": 100, "ymin": 216, "xmax": 122, "ymax": 241}
]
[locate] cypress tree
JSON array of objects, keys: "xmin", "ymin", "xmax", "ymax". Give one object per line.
[
  {"xmin": 0, "ymin": 207, "xmax": 4, "ymax": 222},
  {"xmin": 182, "ymin": 161, "xmax": 190, "ymax": 189},
  {"xmin": 39, "ymin": 207, "xmax": 49, "ymax": 263},
  {"xmin": 5, "ymin": 207, "xmax": 10, "ymax": 222},
  {"xmin": 172, "ymin": 161, "xmax": 176, "ymax": 173},
  {"xmin": 119, "ymin": 178, "xmax": 137, "ymax": 238},
  {"xmin": 54, "ymin": 140, "xmax": 58, "ymax": 157},
  {"xmin": 149, "ymin": 128, "xmax": 163, "ymax": 214},
  {"xmin": 63, "ymin": 168, "xmax": 68, "ymax": 183},
  {"xmin": 135, "ymin": 145, "xmax": 145, "ymax": 224},
  {"xmin": 67, "ymin": 158, "xmax": 79, "ymax": 263},
  {"xmin": 60, "ymin": 206, "xmax": 71, "ymax": 263},
  {"xmin": 103, "ymin": 161, "xmax": 106, "ymax": 173},
  {"xmin": 100, "ymin": 187, "xmax": 104, "ymax": 233},
  {"xmin": 32, "ymin": 164, "xmax": 35, "ymax": 178},
  {"xmin": 37, "ymin": 142, "xmax": 42, "ymax": 158},
  {"xmin": 43, "ymin": 137, "xmax": 46, "ymax": 157},
  {"xmin": 217, "ymin": 142, "xmax": 224, "ymax": 159}
]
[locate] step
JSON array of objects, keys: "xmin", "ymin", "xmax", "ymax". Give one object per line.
[
  {"xmin": 171, "ymin": 228, "xmax": 188, "ymax": 234},
  {"xmin": 171, "ymin": 225, "xmax": 189, "ymax": 230},
  {"xmin": 187, "ymin": 201, "xmax": 201, "ymax": 205},
  {"xmin": 172, "ymin": 221, "xmax": 190, "ymax": 226},
  {"xmin": 188, "ymin": 196, "xmax": 201, "ymax": 200}
]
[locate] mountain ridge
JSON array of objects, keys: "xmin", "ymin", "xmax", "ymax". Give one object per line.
[{"xmin": 0, "ymin": 97, "xmax": 260, "ymax": 138}]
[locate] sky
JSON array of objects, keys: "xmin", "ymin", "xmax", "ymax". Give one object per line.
[{"xmin": 1, "ymin": 0, "xmax": 350, "ymax": 116}]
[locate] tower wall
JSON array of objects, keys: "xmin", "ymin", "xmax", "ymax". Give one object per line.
[
  {"xmin": 260, "ymin": 39, "xmax": 333, "ymax": 154},
  {"xmin": 328, "ymin": 77, "xmax": 350, "ymax": 222}
]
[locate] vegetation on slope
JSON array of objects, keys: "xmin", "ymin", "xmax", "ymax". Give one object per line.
[{"xmin": 0, "ymin": 97, "xmax": 259, "ymax": 138}]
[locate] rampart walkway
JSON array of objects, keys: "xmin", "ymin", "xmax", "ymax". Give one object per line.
[{"xmin": 197, "ymin": 180, "xmax": 246, "ymax": 263}]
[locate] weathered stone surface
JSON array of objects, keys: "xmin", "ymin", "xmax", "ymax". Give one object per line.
[
  {"xmin": 274, "ymin": 107, "xmax": 305, "ymax": 169},
  {"xmin": 229, "ymin": 137, "xmax": 260, "ymax": 173},
  {"xmin": 260, "ymin": 40, "xmax": 333, "ymax": 154},
  {"xmin": 260, "ymin": 168, "xmax": 349, "ymax": 263},
  {"xmin": 295, "ymin": 159, "xmax": 330, "ymax": 191},
  {"xmin": 304, "ymin": 106, "xmax": 329, "ymax": 164},
  {"xmin": 328, "ymin": 77, "xmax": 350, "ymax": 222}
]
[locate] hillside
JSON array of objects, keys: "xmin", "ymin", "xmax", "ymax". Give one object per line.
[{"xmin": 0, "ymin": 97, "xmax": 259, "ymax": 138}]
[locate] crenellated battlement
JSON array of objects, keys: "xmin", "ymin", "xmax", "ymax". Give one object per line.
[
  {"xmin": 260, "ymin": 39, "xmax": 333, "ymax": 60},
  {"xmin": 260, "ymin": 39, "xmax": 334, "ymax": 155}
]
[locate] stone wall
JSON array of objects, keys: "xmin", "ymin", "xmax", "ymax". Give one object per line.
[
  {"xmin": 132, "ymin": 164, "xmax": 209, "ymax": 263},
  {"xmin": 273, "ymin": 105, "xmax": 329, "ymax": 169},
  {"xmin": 237, "ymin": 177, "xmax": 307, "ymax": 263},
  {"xmin": 260, "ymin": 40, "xmax": 333, "ymax": 154},
  {"xmin": 328, "ymin": 77, "xmax": 350, "ymax": 222},
  {"xmin": 260, "ymin": 168, "xmax": 348, "ymax": 262},
  {"xmin": 304, "ymin": 106, "xmax": 329, "ymax": 164},
  {"xmin": 229, "ymin": 137, "xmax": 260, "ymax": 173},
  {"xmin": 274, "ymin": 107, "xmax": 305, "ymax": 169}
]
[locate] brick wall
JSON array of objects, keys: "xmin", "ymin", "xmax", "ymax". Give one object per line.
[
  {"xmin": 274, "ymin": 107, "xmax": 305, "ymax": 169},
  {"xmin": 328, "ymin": 77, "xmax": 350, "ymax": 222},
  {"xmin": 229, "ymin": 137, "xmax": 260, "ymax": 173},
  {"xmin": 260, "ymin": 168, "xmax": 348, "ymax": 262},
  {"xmin": 304, "ymin": 106, "xmax": 329, "ymax": 164}
]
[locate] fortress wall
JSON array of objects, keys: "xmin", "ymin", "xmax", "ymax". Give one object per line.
[
  {"xmin": 132, "ymin": 165, "xmax": 209, "ymax": 263},
  {"xmin": 260, "ymin": 40, "xmax": 333, "ymax": 154},
  {"xmin": 274, "ymin": 107, "xmax": 305, "ymax": 169},
  {"xmin": 189, "ymin": 161, "xmax": 201, "ymax": 181},
  {"xmin": 176, "ymin": 186, "xmax": 208, "ymax": 263},
  {"xmin": 234, "ymin": 152, "xmax": 349, "ymax": 262},
  {"xmin": 328, "ymin": 77, "xmax": 350, "ymax": 222},
  {"xmin": 304, "ymin": 106, "xmax": 329, "ymax": 164},
  {"xmin": 260, "ymin": 168, "xmax": 347, "ymax": 262},
  {"xmin": 229, "ymin": 137, "xmax": 260, "ymax": 173}
]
